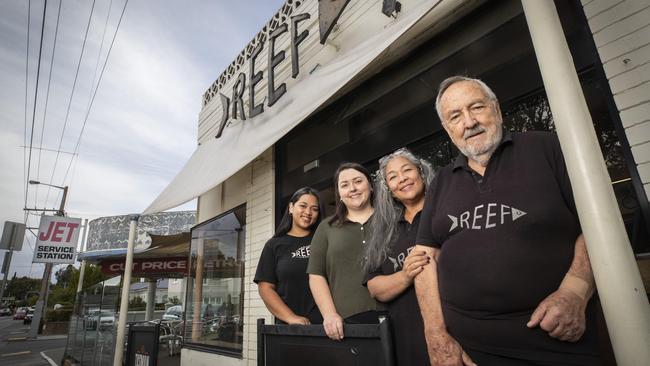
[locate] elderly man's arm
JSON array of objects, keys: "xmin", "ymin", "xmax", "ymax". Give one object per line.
[
  {"xmin": 414, "ymin": 245, "xmax": 476, "ymax": 366},
  {"xmin": 527, "ymin": 234, "xmax": 596, "ymax": 342}
]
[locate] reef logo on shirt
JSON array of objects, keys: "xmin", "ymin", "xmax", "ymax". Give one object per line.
[
  {"xmin": 448, "ymin": 203, "xmax": 526, "ymax": 232},
  {"xmin": 388, "ymin": 246, "xmax": 415, "ymax": 272},
  {"xmin": 291, "ymin": 245, "xmax": 310, "ymax": 259}
]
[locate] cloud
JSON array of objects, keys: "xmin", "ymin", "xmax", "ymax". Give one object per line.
[{"xmin": 1, "ymin": 0, "xmax": 285, "ymax": 280}]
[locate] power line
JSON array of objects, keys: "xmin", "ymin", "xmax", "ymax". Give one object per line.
[
  {"xmin": 23, "ymin": 0, "xmax": 49, "ymax": 219},
  {"xmin": 34, "ymin": 0, "xmax": 63, "ymax": 208},
  {"xmin": 61, "ymin": 0, "xmax": 130, "ymax": 190},
  {"xmin": 58, "ymin": 0, "xmax": 114, "ymax": 201},
  {"xmin": 44, "ymin": 0, "xmax": 97, "ymax": 207},
  {"xmin": 23, "ymin": 0, "xmax": 32, "ymax": 226},
  {"xmin": 88, "ymin": 0, "xmax": 114, "ymax": 109}
]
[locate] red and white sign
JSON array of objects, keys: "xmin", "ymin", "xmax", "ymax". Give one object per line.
[
  {"xmin": 32, "ymin": 216, "xmax": 81, "ymax": 264},
  {"xmin": 100, "ymin": 257, "xmax": 188, "ymax": 276}
]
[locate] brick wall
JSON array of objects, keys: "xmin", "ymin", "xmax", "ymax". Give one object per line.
[
  {"xmin": 242, "ymin": 147, "xmax": 275, "ymax": 365},
  {"xmin": 582, "ymin": 0, "xmax": 650, "ymax": 196}
]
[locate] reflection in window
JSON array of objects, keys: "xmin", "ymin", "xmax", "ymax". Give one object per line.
[{"xmin": 184, "ymin": 205, "xmax": 246, "ymax": 353}]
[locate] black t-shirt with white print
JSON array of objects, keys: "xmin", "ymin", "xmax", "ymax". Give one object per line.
[
  {"xmin": 365, "ymin": 211, "xmax": 430, "ymax": 366},
  {"xmin": 254, "ymin": 234, "xmax": 322, "ymax": 324},
  {"xmin": 416, "ymin": 131, "xmax": 599, "ymax": 365}
]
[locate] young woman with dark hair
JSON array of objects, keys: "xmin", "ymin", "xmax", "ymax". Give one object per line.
[
  {"xmin": 307, "ymin": 162, "xmax": 379, "ymax": 341},
  {"xmin": 254, "ymin": 187, "xmax": 325, "ymax": 324}
]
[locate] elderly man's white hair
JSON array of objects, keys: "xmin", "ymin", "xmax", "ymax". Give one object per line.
[{"xmin": 435, "ymin": 76, "xmax": 498, "ymax": 123}]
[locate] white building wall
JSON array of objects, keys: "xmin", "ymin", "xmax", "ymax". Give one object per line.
[
  {"xmin": 581, "ymin": 0, "xmax": 650, "ymax": 196},
  {"xmin": 242, "ymin": 148, "xmax": 275, "ymax": 365},
  {"xmin": 181, "ymin": 147, "xmax": 274, "ymax": 365}
]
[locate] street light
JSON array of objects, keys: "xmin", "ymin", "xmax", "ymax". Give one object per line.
[{"xmin": 28, "ymin": 180, "xmax": 68, "ymax": 216}]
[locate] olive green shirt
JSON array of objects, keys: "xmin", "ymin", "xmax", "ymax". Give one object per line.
[{"xmin": 306, "ymin": 216, "xmax": 378, "ymax": 319}]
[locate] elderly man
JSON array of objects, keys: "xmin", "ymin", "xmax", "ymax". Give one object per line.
[{"xmin": 414, "ymin": 76, "xmax": 600, "ymax": 365}]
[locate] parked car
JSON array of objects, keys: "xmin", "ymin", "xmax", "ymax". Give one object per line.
[
  {"xmin": 98, "ymin": 311, "xmax": 115, "ymax": 330},
  {"xmin": 23, "ymin": 309, "xmax": 34, "ymax": 324},
  {"xmin": 0, "ymin": 308, "xmax": 12, "ymax": 316},
  {"xmin": 162, "ymin": 305, "xmax": 183, "ymax": 321},
  {"xmin": 84, "ymin": 310, "xmax": 100, "ymax": 330},
  {"xmin": 13, "ymin": 307, "xmax": 27, "ymax": 320}
]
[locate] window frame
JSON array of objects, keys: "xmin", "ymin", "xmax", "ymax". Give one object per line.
[{"xmin": 182, "ymin": 203, "xmax": 247, "ymax": 357}]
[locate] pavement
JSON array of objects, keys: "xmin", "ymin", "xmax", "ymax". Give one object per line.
[{"xmin": 0, "ymin": 317, "xmax": 68, "ymax": 366}]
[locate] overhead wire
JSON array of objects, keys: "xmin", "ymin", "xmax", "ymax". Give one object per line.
[
  {"xmin": 23, "ymin": 0, "xmax": 32, "ymax": 226},
  {"xmin": 44, "ymin": 0, "xmax": 97, "ymax": 208},
  {"xmin": 59, "ymin": 0, "xmax": 114, "ymax": 199},
  {"xmin": 23, "ymin": 0, "xmax": 48, "ymax": 216},
  {"xmin": 34, "ymin": 0, "xmax": 63, "ymax": 208},
  {"xmin": 60, "ymin": 0, "xmax": 130, "ymax": 191}
]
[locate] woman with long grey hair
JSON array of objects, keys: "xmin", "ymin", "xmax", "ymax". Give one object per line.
[{"xmin": 364, "ymin": 147, "xmax": 434, "ymax": 366}]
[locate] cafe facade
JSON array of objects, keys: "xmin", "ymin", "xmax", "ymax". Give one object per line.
[{"xmin": 144, "ymin": 0, "xmax": 650, "ymax": 365}]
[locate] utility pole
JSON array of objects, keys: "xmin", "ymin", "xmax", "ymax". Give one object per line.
[{"xmin": 29, "ymin": 182, "xmax": 68, "ymax": 339}]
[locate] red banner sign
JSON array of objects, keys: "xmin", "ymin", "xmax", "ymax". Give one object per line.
[{"xmin": 100, "ymin": 257, "xmax": 188, "ymax": 276}]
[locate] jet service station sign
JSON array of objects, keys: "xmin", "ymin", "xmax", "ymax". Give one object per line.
[{"xmin": 32, "ymin": 215, "xmax": 81, "ymax": 264}]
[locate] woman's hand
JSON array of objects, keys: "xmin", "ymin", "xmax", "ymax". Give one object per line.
[
  {"xmin": 322, "ymin": 312, "xmax": 344, "ymax": 340},
  {"xmin": 286, "ymin": 315, "xmax": 311, "ymax": 325},
  {"xmin": 401, "ymin": 250, "xmax": 430, "ymax": 284}
]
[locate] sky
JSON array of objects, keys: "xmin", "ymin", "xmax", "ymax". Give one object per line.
[{"xmin": 0, "ymin": 0, "xmax": 284, "ymax": 280}]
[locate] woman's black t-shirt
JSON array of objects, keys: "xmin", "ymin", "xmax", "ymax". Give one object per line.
[
  {"xmin": 254, "ymin": 234, "xmax": 322, "ymax": 324},
  {"xmin": 365, "ymin": 212, "xmax": 430, "ymax": 366}
]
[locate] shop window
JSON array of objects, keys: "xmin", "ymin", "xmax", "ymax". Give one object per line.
[{"xmin": 184, "ymin": 205, "xmax": 246, "ymax": 355}]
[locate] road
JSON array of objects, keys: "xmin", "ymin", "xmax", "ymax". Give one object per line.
[{"xmin": 0, "ymin": 316, "xmax": 66, "ymax": 366}]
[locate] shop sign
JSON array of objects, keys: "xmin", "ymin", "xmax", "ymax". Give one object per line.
[
  {"xmin": 126, "ymin": 325, "xmax": 159, "ymax": 366},
  {"xmin": 32, "ymin": 216, "xmax": 81, "ymax": 264},
  {"xmin": 209, "ymin": 1, "xmax": 353, "ymax": 140},
  {"xmin": 100, "ymin": 257, "xmax": 188, "ymax": 276}
]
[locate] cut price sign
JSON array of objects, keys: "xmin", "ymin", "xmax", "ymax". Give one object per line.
[{"xmin": 32, "ymin": 216, "xmax": 81, "ymax": 264}]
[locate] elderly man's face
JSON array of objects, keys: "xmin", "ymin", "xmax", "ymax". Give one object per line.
[{"xmin": 439, "ymin": 81, "xmax": 503, "ymax": 166}]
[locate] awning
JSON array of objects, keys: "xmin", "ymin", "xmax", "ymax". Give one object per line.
[
  {"xmin": 144, "ymin": 0, "xmax": 454, "ymax": 214},
  {"xmin": 78, "ymin": 232, "xmax": 190, "ymax": 262}
]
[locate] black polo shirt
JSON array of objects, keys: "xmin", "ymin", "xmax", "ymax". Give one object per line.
[
  {"xmin": 416, "ymin": 131, "xmax": 599, "ymax": 364},
  {"xmin": 365, "ymin": 211, "xmax": 430, "ymax": 366}
]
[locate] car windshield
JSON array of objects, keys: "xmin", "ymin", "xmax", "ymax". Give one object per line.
[{"xmin": 166, "ymin": 306, "xmax": 181, "ymax": 314}]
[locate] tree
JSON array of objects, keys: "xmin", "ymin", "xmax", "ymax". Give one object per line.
[
  {"xmin": 72, "ymin": 264, "xmax": 108, "ymax": 290},
  {"xmin": 129, "ymin": 296, "xmax": 146, "ymax": 311},
  {"xmin": 5, "ymin": 277, "xmax": 41, "ymax": 300},
  {"xmin": 48, "ymin": 264, "xmax": 108, "ymax": 308},
  {"xmin": 54, "ymin": 265, "xmax": 76, "ymax": 289}
]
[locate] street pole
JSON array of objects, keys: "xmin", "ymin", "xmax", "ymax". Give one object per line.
[
  {"xmin": 113, "ymin": 215, "xmax": 139, "ymax": 366},
  {"xmin": 29, "ymin": 185, "xmax": 68, "ymax": 339},
  {"xmin": 0, "ymin": 225, "xmax": 17, "ymax": 303},
  {"xmin": 521, "ymin": 1, "xmax": 650, "ymax": 364},
  {"xmin": 74, "ymin": 219, "xmax": 89, "ymax": 315},
  {"xmin": 74, "ymin": 260, "xmax": 86, "ymax": 315}
]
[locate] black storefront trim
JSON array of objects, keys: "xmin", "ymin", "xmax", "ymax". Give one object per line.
[{"xmin": 182, "ymin": 343, "xmax": 244, "ymax": 359}]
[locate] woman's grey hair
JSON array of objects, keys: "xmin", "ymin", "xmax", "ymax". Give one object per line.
[
  {"xmin": 435, "ymin": 76, "xmax": 498, "ymax": 123},
  {"xmin": 363, "ymin": 148, "xmax": 435, "ymax": 272}
]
